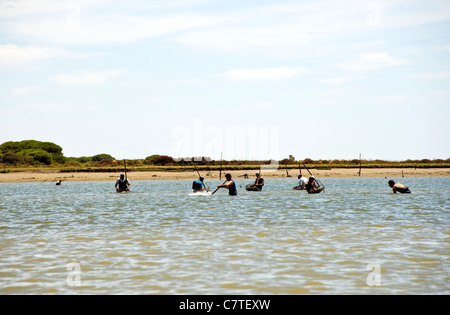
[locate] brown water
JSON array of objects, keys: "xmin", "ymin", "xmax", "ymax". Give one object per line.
[{"xmin": 0, "ymin": 177, "xmax": 448, "ymax": 294}]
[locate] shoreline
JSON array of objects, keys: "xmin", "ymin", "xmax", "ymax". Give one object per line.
[{"xmin": 0, "ymin": 168, "xmax": 449, "ymax": 183}]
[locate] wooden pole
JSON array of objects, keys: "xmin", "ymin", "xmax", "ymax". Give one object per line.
[
  {"xmin": 219, "ymin": 152, "xmax": 223, "ymax": 181},
  {"xmin": 212, "ymin": 180, "xmax": 228, "ymax": 195},
  {"xmin": 256, "ymin": 165, "xmax": 262, "ymax": 183},
  {"xmin": 302, "ymin": 162, "xmax": 325, "ymax": 190},
  {"xmin": 359, "ymin": 153, "xmax": 362, "ymax": 177}
]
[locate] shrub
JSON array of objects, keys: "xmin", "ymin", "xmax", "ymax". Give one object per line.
[
  {"xmin": 0, "ymin": 141, "xmax": 22, "ymax": 154},
  {"xmin": 77, "ymin": 156, "xmax": 92, "ymax": 163},
  {"xmin": 148, "ymin": 155, "xmax": 174, "ymax": 166},
  {"xmin": 64, "ymin": 158, "xmax": 82, "ymax": 167},
  {"xmin": 0, "ymin": 140, "xmax": 64, "ymax": 165},
  {"xmin": 98, "ymin": 158, "xmax": 117, "ymax": 166},
  {"xmin": 92, "ymin": 154, "xmax": 115, "ymax": 162},
  {"xmin": 2, "ymin": 152, "xmax": 34, "ymax": 165},
  {"xmin": 20, "ymin": 149, "xmax": 53, "ymax": 165},
  {"xmin": 40, "ymin": 142, "xmax": 63, "ymax": 155}
]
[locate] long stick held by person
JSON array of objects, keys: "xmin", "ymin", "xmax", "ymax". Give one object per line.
[
  {"xmin": 214, "ymin": 173, "xmax": 238, "ymax": 195},
  {"xmin": 302, "ymin": 163, "xmax": 325, "ymax": 194},
  {"xmin": 246, "ymin": 171, "xmax": 264, "ymax": 191}
]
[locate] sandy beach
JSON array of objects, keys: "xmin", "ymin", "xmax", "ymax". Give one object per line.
[{"xmin": 1, "ymin": 168, "xmax": 449, "ymax": 183}]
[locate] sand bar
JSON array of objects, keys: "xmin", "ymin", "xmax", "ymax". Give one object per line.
[{"xmin": 0, "ymin": 168, "xmax": 449, "ymax": 183}]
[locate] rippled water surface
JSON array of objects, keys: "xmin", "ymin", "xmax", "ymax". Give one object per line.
[{"xmin": 0, "ymin": 177, "xmax": 449, "ymax": 294}]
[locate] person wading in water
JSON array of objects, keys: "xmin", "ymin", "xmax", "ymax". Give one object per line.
[
  {"xmin": 247, "ymin": 172, "xmax": 264, "ymax": 191},
  {"xmin": 115, "ymin": 174, "xmax": 131, "ymax": 193},
  {"xmin": 388, "ymin": 180, "xmax": 411, "ymax": 193},
  {"xmin": 214, "ymin": 173, "xmax": 238, "ymax": 196},
  {"xmin": 192, "ymin": 176, "xmax": 207, "ymax": 193},
  {"xmin": 305, "ymin": 176, "xmax": 324, "ymax": 194}
]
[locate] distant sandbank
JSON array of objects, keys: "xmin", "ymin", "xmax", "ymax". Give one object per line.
[{"xmin": 0, "ymin": 168, "xmax": 449, "ymax": 183}]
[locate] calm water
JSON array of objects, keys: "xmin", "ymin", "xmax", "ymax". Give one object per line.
[{"xmin": 0, "ymin": 177, "xmax": 448, "ymax": 295}]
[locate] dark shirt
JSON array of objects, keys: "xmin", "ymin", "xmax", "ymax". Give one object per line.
[
  {"xmin": 228, "ymin": 180, "xmax": 238, "ymax": 196},
  {"xmin": 192, "ymin": 180, "xmax": 205, "ymax": 191},
  {"xmin": 116, "ymin": 178, "xmax": 130, "ymax": 190}
]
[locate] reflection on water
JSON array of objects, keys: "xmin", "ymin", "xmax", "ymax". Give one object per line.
[{"xmin": 0, "ymin": 177, "xmax": 449, "ymax": 294}]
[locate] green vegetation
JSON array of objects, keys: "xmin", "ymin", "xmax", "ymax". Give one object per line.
[
  {"xmin": 0, "ymin": 140, "xmax": 64, "ymax": 166},
  {"xmin": 1, "ymin": 140, "xmax": 449, "ymax": 173},
  {"xmin": 92, "ymin": 154, "xmax": 115, "ymax": 162},
  {"xmin": 145, "ymin": 155, "xmax": 175, "ymax": 166}
]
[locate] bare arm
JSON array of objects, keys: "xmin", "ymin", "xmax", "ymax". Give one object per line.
[{"xmin": 218, "ymin": 181, "xmax": 232, "ymax": 189}]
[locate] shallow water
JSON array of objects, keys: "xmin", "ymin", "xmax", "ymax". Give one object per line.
[{"xmin": 0, "ymin": 177, "xmax": 448, "ymax": 294}]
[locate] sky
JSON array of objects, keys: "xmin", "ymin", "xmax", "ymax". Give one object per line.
[{"xmin": 0, "ymin": 0, "xmax": 449, "ymax": 161}]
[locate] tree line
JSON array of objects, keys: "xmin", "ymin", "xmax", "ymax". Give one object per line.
[
  {"xmin": 1, "ymin": 140, "xmax": 449, "ymax": 168},
  {"xmin": 0, "ymin": 140, "xmax": 115, "ymax": 166}
]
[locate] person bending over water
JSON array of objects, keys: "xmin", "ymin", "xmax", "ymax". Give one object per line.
[
  {"xmin": 192, "ymin": 176, "xmax": 207, "ymax": 193},
  {"xmin": 388, "ymin": 180, "xmax": 411, "ymax": 193},
  {"xmin": 115, "ymin": 174, "xmax": 131, "ymax": 192},
  {"xmin": 305, "ymin": 176, "xmax": 324, "ymax": 194},
  {"xmin": 293, "ymin": 174, "xmax": 307, "ymax": 190}
]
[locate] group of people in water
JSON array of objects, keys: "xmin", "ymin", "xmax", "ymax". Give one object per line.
[
  {"xmin": 192, "ymin": 172, "xmax": 323, "ymax": 195},
  {"xmin": 115, "ymin": 173, "xmax": 325, "ymax": 196},
  {"xmin": 292, "ymin": 174, "xmax": 325, "ymax": 193},
  {"xmin": 189, "ymin": 172, "xmax": 411, "ymax": 195},
  {"xmin": 55, "ymin": 171, "xmax": 411, "ymax": 195},
  {"xmin": 193, "ymin": 173, "xmax": 238, "ymax": 195}
]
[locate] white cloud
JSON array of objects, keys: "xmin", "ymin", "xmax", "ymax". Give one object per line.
[
  {"xmin": 2, "ymin": 9, "xmax": 219, "ymax": 46},
  {"xmin": 0, "ymin": 0, "xmax": 65, "ymax": 18},
  {"xmin": 0, "ymin": 0, "xmax": 212, "ymax": 19},
  {"xmin": 409, "ymin": 71, "xmax": 450, "ymax": 80},
  {"xmin": 12, "ymin": 86, "xmax": 43, "ymax": 95},
  {"xmin": 321, "ymin": 77, "xmax": 350, "ymax": 85},
  {"xmin": 221, "ymin": 66, "xmax": 305, "ymax": 81},
  {"xmin": 175, "ymin": 4, "xmax": 361, "ymax": 56},
  {"xmin": 0, "ymin": 0, "xmax": 367, "ymax": 52},
  {"xmin": 2, "ymin": 0, "xmax": 450, "ymax": 56},
  {"xmin": 20, "ymin": 101, "xmax": 71, "ymax": 113},
  {"xmin": 338, "ymin": 52, "xmax": 408, "ymax": 71},
  {"xmin": 381, "ymin": 0, "xmax": 450, "ymax": 29},
  {"xmin": 50, "ymin": 70, "xmax": 125, "ymax": 86},
  {"xmin": 377, "ymin": 94, "xmax": 407, "ymax": 103},
  {"xmin": 0, "ymin": 44, "xmax": 78, "ymax": 68},
  {"xmin": 249, "ymin": 102, "xmax": 276, "ymax": 110}
]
